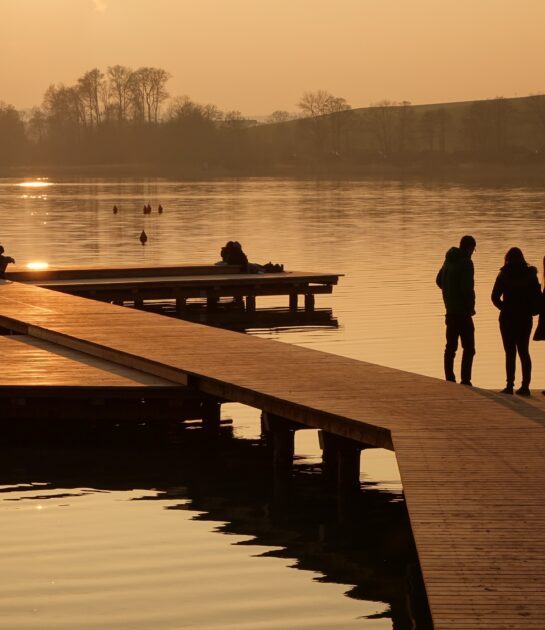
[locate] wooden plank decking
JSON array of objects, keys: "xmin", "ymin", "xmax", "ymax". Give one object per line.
[
  {"xmin": 1, "ymin": 279, "xmax": 544, "ymax": 629},
  {"xmin": 7, "ymin": 265, "xmax": 341, "ymax": 311},
  {"xmin": 0, "ymin": 334, "xmax": 181, "ymax": 388}
]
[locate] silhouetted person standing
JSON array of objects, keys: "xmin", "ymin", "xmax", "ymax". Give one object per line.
[
  {"xmin": 491, "ymin": 247, "xmax": 541, "ymax": 396},
  {"xmin": 436, "ymin": 235, "xmax": 476, "ymax": 385}
]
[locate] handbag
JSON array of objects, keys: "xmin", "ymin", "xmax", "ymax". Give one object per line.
[{"xmin": 534, "ymin": 304, "xmax": 545, "ymax": 341}]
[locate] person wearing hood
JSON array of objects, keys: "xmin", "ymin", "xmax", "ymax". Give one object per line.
[
  {"xmin": 436, "ymin": 235, "xmax": 477, "ymax": 385},
  {"xmin": 491, "ymin": 247, "xmax": 542, "ymax": 396}
]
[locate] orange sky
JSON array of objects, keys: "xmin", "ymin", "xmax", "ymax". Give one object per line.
[{"xmin": 2, "ymin": 0, "xmax": 545, "ymax": 115}]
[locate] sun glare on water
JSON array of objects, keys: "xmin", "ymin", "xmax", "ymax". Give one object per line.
[
  {"xmin": 18, "ymin": 180, "xmax": 52, "ymax": 188},
  {"xmin": 26, "ymin": 262, "xmax": 49, "ymax": 270}
]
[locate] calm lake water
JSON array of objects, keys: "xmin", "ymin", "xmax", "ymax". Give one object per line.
[{"xmin": 1, "ymin": 176, "xmax": 545, "ymax": 629}]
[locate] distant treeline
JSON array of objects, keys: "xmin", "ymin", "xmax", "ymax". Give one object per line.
[{"xmin": 2, "ymin": 65, "xmax": 545, "ymax": 172}]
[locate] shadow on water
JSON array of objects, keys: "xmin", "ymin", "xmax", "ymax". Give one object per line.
[{"xmin": 0, "ymin": 425, "xmax": 432, "ymax": 630}]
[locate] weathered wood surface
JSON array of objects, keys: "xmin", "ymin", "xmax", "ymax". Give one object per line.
[
  {"xmin": 7, "ymin": 264, "xmax": 242, "ymax": 281},
  {"xmin": 1, "ymin": 280, "xmax": 545, "ymax": 629},
  {"xmin": 9, "ymin": 267, "xmax": 340, "ymax": 306},
  {"xmin": 0, "ymin": 334, "xmax": 179, "ymax": 388}
]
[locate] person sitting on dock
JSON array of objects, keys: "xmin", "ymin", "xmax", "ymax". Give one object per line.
[
  {"xmin": 0, "ymin": 244, "xmax": 15, "ymax": 278},
  {"xmin": 436, "ymin": 235, "xmax": 476, "ymax": 386},
  {"xmin": 216, "ymin": 241, "xmax": 284, "ymax": 274},
  {"xmin": 217, "ymin": 241, "xmax": 249, "ymax": 272}
]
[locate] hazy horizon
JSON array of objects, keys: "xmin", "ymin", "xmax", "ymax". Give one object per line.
[{"xmin": 2, "ymin": 0, "xmax": 545, "ymax": 116}]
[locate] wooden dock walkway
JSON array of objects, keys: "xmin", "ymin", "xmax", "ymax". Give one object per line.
[
  {"xmin": 1, "ymin": 280, "xmax": 545, "ymax": 629},
  {"xmin": 8, "ymin": 264, "xmax": 341, "ymax": 312},
  {"xmin": 0, "ymin": 333, "xmax": 206, "ymax": 425}
]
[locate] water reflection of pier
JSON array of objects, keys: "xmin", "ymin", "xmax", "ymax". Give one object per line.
[
  {"xmin": 148, "ymin": 303, "xmax": 339, "ymax": 333},
  {"xmin": 0, "ymin": 437, "xmax": 432, "ymax": 630}
]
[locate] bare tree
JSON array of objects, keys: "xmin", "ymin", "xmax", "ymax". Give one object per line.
[
  {"xmin": 149, "ymin": 68, "xmax": 171, "ymax": 122},
  {"xmin": 224, "ymin": 110, "xmax": 245, "ymax": 127},
  {"xmin": 296, "ymin": 90, "xmax": 351, "ymax": 155},
  {"xmin": 130, "ymin": 67, "xmax": 171, "ymax": 123},
  {"xmin": 77, "ymin": 68, "xmax": 105, "ymax": 126},
  {"xmin": 107, "ymin": 64, "xmax": 133, "ymax": 123},
  {"xmin": 267, "ymin": 110, "xmax": 292, "ymax": 124},
  {"xmin": 42, "ymin": 84, "xmax": 85, "ymax": 128},
  {"xmin": 297, "ymin": 90, "xmax": 350, "ymax": 118}
]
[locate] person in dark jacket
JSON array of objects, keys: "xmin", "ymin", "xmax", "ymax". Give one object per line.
[
  {"xmin": 436, "ymin": 235, "xmax": 476, "ymax": 385},
  {"xmin": 492, "ymin": 247, "xmax": 542, "ymax": 396}
]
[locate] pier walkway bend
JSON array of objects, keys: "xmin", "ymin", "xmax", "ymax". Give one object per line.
[{"xmin": 1, "ymin": 280, "xmax": 545, "ymax": 630}]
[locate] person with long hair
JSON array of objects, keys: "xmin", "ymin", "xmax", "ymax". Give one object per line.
[{"xmin": 492, "ymin": 247, "xmax": 542, "ymax": 395}]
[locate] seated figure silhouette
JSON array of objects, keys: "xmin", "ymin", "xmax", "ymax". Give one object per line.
[
  {"xmin": 218, "ymin": 241, "xmax": 249, "ymax": 272},
  {"xmin": 216, "ymin": 241, "xmax": 284, "ymax": 274},
  {"xmin": 0, "ymin": 244, "xmax": 15, "ymax": 278}
]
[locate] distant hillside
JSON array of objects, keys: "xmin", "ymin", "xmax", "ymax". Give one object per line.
[{"xmin": 250, "ymin": 95, "xmax": 545, "ymax": 167}]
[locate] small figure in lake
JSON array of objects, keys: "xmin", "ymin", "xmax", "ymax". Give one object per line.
[
  {"xmin": 0, "ymin": 244, "xmax": 15, "ymax": 278},
  {"xmin": 143, "ymin": 205, "xmax": 151, "ymax": 215},
  {"xmin": 139, "ymin": 230, "xmax": 148, "ymax": 245},
  {"xmin": 492, "ymin": 247, "xmax": 542, "ymax": 396},
  {"xmin": 158, "ymin": 204, "xmax": 163, "ymax": 214},
  {"xmin": 113, "ymin": 205, "xmax": 118, "ymax": 214},
  {"xmin": 436, "ymin": 235, "xmax": 477, "ymax": 386}
]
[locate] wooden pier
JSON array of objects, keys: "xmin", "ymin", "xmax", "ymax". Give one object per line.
[
  {"xmin": 1, "ymin": 279, "xmax": 545, "ymax": 629},
  {"xmin": 8, "ymin": 264, "xmax": 341, "ymax": 312},
  {"xmin": 0, "ymin": 334, "xmax": 207, "ymax": 426}
]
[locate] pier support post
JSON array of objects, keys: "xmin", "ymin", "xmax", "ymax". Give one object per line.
[
  {"xmin": 289, "ymin": 293, "xmax": 298, "ymax": 312},
  {"xmin": 201, "ymin": 396, "xmax": 222, "ymax": 432},
  {"xmin": 319, "ymin": 431, "xmax": 367, "ymax": 493},
  {"xmin": 304, "ymin": 293, "xmax": 315, "ymax": 312},
  {"xmin": 175, "ymin": 296, "xmax": 186, "ymax": 313},
  {"xmin": 261, "ymin": 412, "xmax": 298, "ymax": 478},
  {"xmin": 207, "ymin": 296, "xmax": 219, "ymax": 310},
  {"xmin": 134, "ymin": 297, "xmax": 144, "ymax": 309},
  {"xmin": 246, "ymin": 295, "xmax": 256, "ymax": 312}
]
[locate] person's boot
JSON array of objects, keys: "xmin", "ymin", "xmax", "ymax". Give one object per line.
[
  {"xmin": 516, "ymin": 385, "xmax": 531, "ymax": 396},
  {"xmin": 444, "ymin": 354, "xmax": 456, "ymax": 383}
]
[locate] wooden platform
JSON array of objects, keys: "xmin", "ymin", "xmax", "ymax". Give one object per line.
[
  {"xmin": 8, "ymin": 264, "xmax": 341, "ymax": 312},
  {"xmin": 0, "ymin": 334, "xmax": 180, "ymax": 388},
  {"xmin": 0, "ymin": 334, "xmax": 203, "ymax": 423},
  {"xmin": 1, "ymin": 280, "xmax": 544, "ymax": 629}
]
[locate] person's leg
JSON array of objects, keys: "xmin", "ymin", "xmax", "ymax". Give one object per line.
[
  {"xmin": 444, "ymin": 314, "xmax": 459, "ymax": 382},
  {"xmin": 516, "ymin": 316, "xmax": 533, "ymax": 392},
  {"xmin": 499, "ymin": 317, "xmax": 516, "ymax": 391},
  {"xmin": 459, "ymin": 315, "xmax": 475, "ymax": 385}
]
